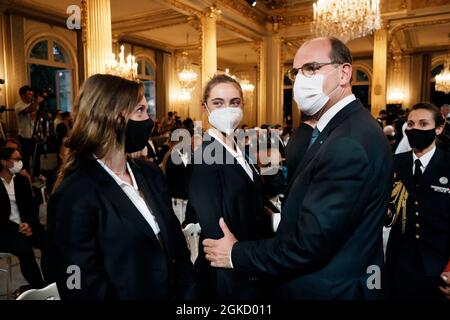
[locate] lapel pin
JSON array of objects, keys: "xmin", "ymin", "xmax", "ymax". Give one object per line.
[{"xmin": 439, "ymin": 177, "xmax": 448, "ymax": 185}]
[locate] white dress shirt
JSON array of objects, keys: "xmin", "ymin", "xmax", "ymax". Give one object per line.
[
  {"xmin": 177, "ymin": 149, "xmax": 189, "ymax": 168},
  {"xmin": 208, "ymin": 129, "xmax": 253, "ymax": 181},
  {"xmin": 1, "ymin": 176, "xmax": 22, "ymax": 225},
  {"xmin": 412, "ymin": 146, "xmax": 436, "ymax": 175},
  {"xmin": 96, "ymin": 159, "xmax": 160, "ymax": 237},
  {"xmin": 14, "ymin": 100, "xmax": 34, "ymax": 139},
  {"xmin": 316, "ymin": 94, "xmax": 356, "ymax": 132}
]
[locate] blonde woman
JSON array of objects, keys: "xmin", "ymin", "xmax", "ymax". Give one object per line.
[{"xmin": 47, "ymin": 74, "xmax": 197, "ymax": 299}]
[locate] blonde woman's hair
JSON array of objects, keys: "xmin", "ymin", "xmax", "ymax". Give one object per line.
[{"xmin": 53, "ymin": 74, "xmax": 144, "ymax": 191}]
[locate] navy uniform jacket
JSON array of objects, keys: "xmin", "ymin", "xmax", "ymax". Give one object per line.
[
  {"xmin": 47, "ymin": 158, "xmax": 197, "ymax": 299},
  {"xmin": 231, "ymin": 99, "xmax": 393, "ymax": 299},
  {"xmin": 187, "ymin": 133, "xmax": 273, "ymax": 299},
  {"xmin": 386, "ymin": 148, "xmax": 450, "ymax": 299}
]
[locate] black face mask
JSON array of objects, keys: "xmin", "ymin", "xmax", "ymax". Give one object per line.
[
  {"xmin": 405, "ymin": 128, "xmax": 436, "ymax": 150},
  {"xmin": 125, "ymin": 118, "xmax": 154, "ymax": 153}
]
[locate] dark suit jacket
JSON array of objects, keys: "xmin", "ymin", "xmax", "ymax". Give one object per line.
[
  {"xmin": 165, "ymin": 149, "xmax": 189, "ymax": 199},
  {"xmin": 285, "ymin": 123, "xmax": 314, "ymax": 183},
  {"xmin": 47, "ymin": 157, "xmax": 197, "ymax": 299},
  {"xmin": 232, "ymin": 99, "xmax": 393, "ymax": 299},
  {"xmin": 0, "ymin": 174, "xmax": 35, "ymax": 231},
  {"xmin": 386, "ymin": 149, "xmax": 450, "ymax": 297},
  {"xmin": 187, "ymin": 133, "xmax": 272, "ymax": 299}
]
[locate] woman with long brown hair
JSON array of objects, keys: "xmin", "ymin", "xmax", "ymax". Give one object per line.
[{"xmin": 47, "ymin": 74, "xmax": 197, "ymax": 299}]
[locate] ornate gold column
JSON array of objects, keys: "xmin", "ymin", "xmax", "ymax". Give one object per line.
[
  {"xmin": 3, "ymin": 14, "xmax": 27, "ymax": 132},
  {"xmin": 83, "ymin": 0, "xmax": 113, "ymax": 77},
  {"xmin": 262, "ymin": 18, "xmax": 283, "ymax": 125},
  {"xmin": 371, "ymin": 28, "xmax": 388, "ymax": 116},
  {"xmin": 256, "ymin": 41, "xmax": 266, "ymax": 125},
  {"xmin": 201, "ymin": 6, "xmax": 220, "ymax": 87}
]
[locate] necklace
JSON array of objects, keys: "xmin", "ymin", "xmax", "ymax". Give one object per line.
[{"xmin": 112, "ymin": 167, "xmax": 127, "ymax": 175}]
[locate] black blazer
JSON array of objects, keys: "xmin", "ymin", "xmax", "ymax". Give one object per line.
[
  {"xmin": 231, "ymin": 99, "xmax": 393, "ymax": 299},
  {"xmin": 0, "ymin": 173, "xmax": 35, "ymax": 231},
  {"xmin": 386, "ymin": 149, "xmax": 450, "ymax": 288},
  {"xmin": 285, "ymin": 123, "xmax": 314, "ymax": 183},
  {"xmin": 187, "ymin": 133, "xmax": 272, "ymax": 299},
  {"xmin": 47, "ymin": 158, "xmax": 197, "ymax": 299},
  {"xmin": 165, "ymin": 149, "xmax": 189, "ymax": 200}
]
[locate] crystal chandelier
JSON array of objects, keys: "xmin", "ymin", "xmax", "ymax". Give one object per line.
[
  {"xmin": 240, "ymin": 79, "xmax": 255, "ymax": 92},
  {"xmin": 435, "ymin": 35, "xmax": 450, "ymax": 94},
  {"xmin": 311, "ymin": 0, "xmax": 382, "ymax": 43},
  {"xmin": 436, "ymin": 58, "xmax": 450, "ymax": 94},
  {"xmin": 178, "ymin": 88, "xmax": 192, "ymax": 102},
  {"xmin": 388, "ymin": 88, "xmax": 404, "ymax": 104},
  {"xmin": 105, "ymin": 45, "xmax": 138, "ymax": 80},
  {"xmin": 178, "ymin": 51, "xmax": 198, "ymax": 91}
]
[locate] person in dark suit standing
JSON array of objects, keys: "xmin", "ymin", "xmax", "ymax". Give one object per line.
[
  {"xmin": 47, "ymin": 74, "xmax": 197, "ymax": 300},
  {"xmin": 284, "ymin": 113, "xmax": 316, "ymax": 183},
  {"xmin": 187, "ymin": 74, "xmax": 273, "ymax": 299},
  {"xmin": 0, "ymin": 147, "xmax": 47, "ymax": 289},
  {"xmin": 203, "ymin": 37, "xmax": 392, "ymax": 300},
  {"xmin": 386, "ymin": 102, "xmax": 450, "ymax": 300}
]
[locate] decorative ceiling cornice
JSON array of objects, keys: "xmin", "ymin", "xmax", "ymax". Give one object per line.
[
  {"xmin": 112, "ymin": 10, "xmax": 187, "ymax": 33},
  {"xmin": 159, "ymin": 0, "xmax": 203, "ymax": 18},
  {"xmin": 218, "ymin": 0, "xmax": 266, "ymax": 25},
  {"xmin": 280, "ymin": 14, "xmax": 312, "ymax": 26},
  {"xmin": 216, "ymin": 20, "xmax": 261, "ymax": 42},
  {"xmin": 388, "ymin": 17, "xmax": 450, "ymax": 53}
]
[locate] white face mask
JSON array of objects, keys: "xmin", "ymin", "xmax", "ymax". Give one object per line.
[
  {"xmin": 293, "ymin": 66, "xmax": 340, "ymax": 116},
  {"xmin": 9, "ymin": 160, "xmax": 23, "ymax": 175},
  {"xmin": 206, "ymin": 106, "xmax": 243, "ymax": 134}
]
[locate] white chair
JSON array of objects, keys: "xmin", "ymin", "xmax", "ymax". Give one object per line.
[
  {"xmin": 182, "ymin": 223, "xmax": 201, "ymax": 264},
  {"xmin": 16, "ymin": 282, "xmax": 60, "ymax": 300},
  {"xmin": 0, "ymin": 252, "xmax": 13, "ymax": 300},
  {"xmin": 172, "ymin": 198, "xmax": 188, "ymax": 224}
]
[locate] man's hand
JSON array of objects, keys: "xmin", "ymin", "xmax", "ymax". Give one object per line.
[
  {"xmin": 439, "ymin": 271, "xmax": 450, "ymax": 300},
  {"xmin": 203, "ymin": 218, "xmax": 237, "ymax": 269},
  {"xmin": 36, "ymin": 95, "xmax": 45, "ymax": 104},
  {"xmin": 18, "ymin": 223, "xmax": 33, "ymax": 237}
]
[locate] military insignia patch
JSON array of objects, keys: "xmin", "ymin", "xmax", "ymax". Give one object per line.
[
  {"xmin": 431, "ymin": 185, "xmax": 450, "ymax": 194},
  {"xmin": 439, "ymin": 177, "xmax": 448, "ymax": 185}
]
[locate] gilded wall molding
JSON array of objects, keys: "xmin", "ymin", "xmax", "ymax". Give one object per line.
[
  {"xmin": 280, "ymin": 14, "xmax": 312, "ymax": 27},
  {"xmin": 388, "ymin": 18, "xmax": 450, "ymax": 54},
  {"xmin": 81, "ymin": 0, "xmax": 87, "ymax": 46}
]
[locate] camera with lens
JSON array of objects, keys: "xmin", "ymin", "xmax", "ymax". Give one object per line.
[{"xmin": 35, "ymin": 87, "xmax": 56, "ymax": 100}]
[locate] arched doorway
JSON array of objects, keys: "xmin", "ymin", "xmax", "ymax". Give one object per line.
[
  {"xmin": 136, "ymin": 58, "xmax": 156, "ymax": 118},
  {"xmin": 27, "ymin": 38, "xmax": 74, "ymax": 112},
  {"xmin": 352, "ymin": 68, "xmax": 371, "ymax": 110}
]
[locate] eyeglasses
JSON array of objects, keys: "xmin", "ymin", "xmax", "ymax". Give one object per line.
[
  {"xmin": 287, "ymin": 61, "xmax": 339, "ymax": 81},
  {"xmin": 9, "ymin": 157, "xmax": 22, "ymax": 162}
]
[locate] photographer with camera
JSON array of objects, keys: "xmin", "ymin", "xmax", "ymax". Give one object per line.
[{"xmin": 14, "ymin": 85, "xmax": 44, "ymax": 173}]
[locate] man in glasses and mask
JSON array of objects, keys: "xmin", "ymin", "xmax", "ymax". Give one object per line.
[{"xmin": 203, "ymin": 37, "xmax": 392, "ymax": 300}]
